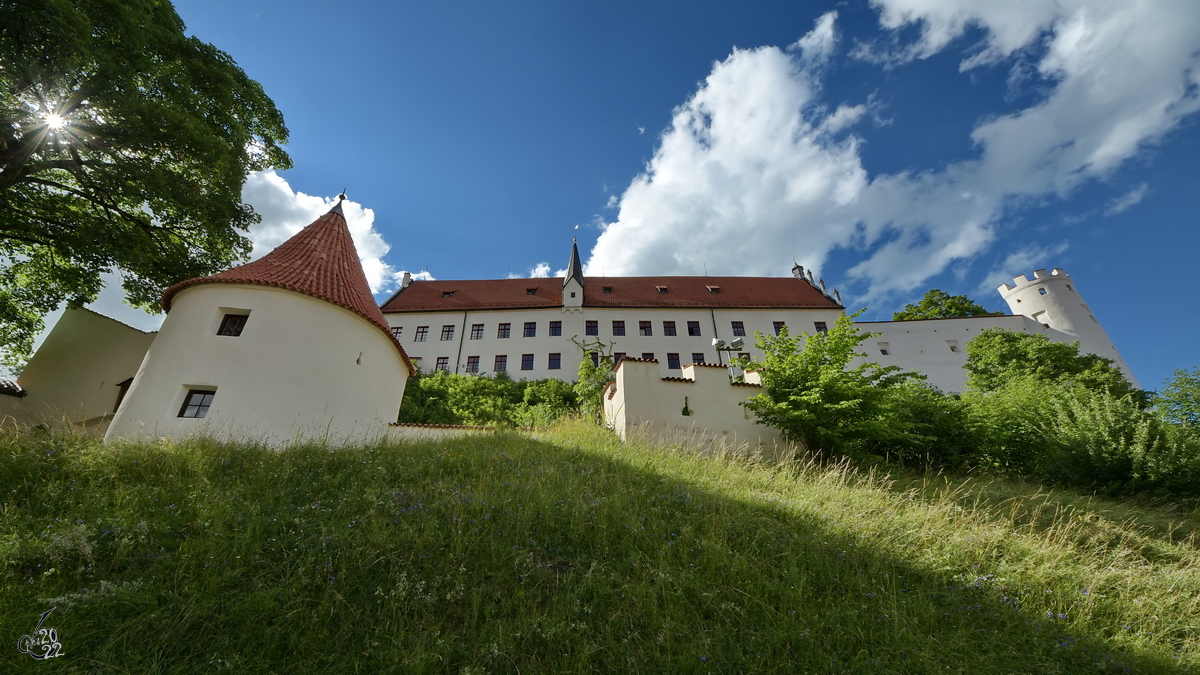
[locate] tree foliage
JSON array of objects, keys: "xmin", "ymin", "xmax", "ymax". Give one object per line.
[
  {"xmin": 398, "ymin": 371, "xmax": 579, "ymax": 428},
  {"xmin": 964, "ymin": 329, "xmax": 1139, "ymax": 400},
  {"xmin": 745, "ymin": 311, "xmax": 919, "ymax": 453},
  {"xmin": 1155, "ymin": 367, "xmax": 1200, "ymax": 427},
  {"xmin": 892, "ymin": 289, "xmax": 1003, "ymax": 321},
  {"xmin": 0, "ymin": 0, "xmax": 291, "ymax": 363}
]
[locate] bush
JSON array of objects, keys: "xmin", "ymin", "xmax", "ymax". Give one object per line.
[
  {"xmin": 866, "ymin": 382, "xmax": 981, "ymax": 468},
  {"xmin": 397, "ymin": 372, "xmax": 579, "ymax": 427}
]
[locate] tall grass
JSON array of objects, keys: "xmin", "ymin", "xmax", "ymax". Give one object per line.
[{"xmin": 1, "ymin": 421, "xmax": 1197, "ymax": 672}]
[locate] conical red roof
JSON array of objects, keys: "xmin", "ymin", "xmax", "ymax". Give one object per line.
[{"xmin": 163, "ymin": 204, "xmax": 415, "ymax": 375}]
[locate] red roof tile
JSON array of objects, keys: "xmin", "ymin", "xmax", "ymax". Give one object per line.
[
  {"xmin": 162, "ymin": 207, "xmax": 415, "ymax": 375},
  {"xmin": 382, "ymin": 275, "xmax": 840, "ymax": 313}
]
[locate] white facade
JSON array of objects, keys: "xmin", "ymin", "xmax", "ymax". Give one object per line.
[
  {"xmin": 0, "ymin": 307, "xmax": 156, "ymax": 432},
  {"xmin": 106, "ymin": 284, "xmax": 408, "ymax": 446},
  {"xmin": 604, "ymin": 358, "xmax": 787, "ymax": 457},
  {"xmin": 387, "ymin": 306, "xmax": 844, "ymax": 380}
]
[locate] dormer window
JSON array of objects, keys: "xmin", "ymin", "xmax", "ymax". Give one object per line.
[
  {"xmin": 526, "ymin": 288, "xmax": 537, "ymax": 295},
  {"xmin": 218, "ymin": 313, "xmax": 248, "ymax": 337},
  {"xmin": 656, "ymin": 286, "xmax": 668, "ymax": 293},
  {"xmin": 602, "ymin": 286, "xmax": 613, "ymax": 294},
  {"xmin": 706, "ymin": 285, "xmax": 720, "ymax": 293},
  {"xmin": 442, "ymin": 291, "xmax": 455, "ymax": 298}
]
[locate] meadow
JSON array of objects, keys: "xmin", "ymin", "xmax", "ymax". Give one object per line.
[{"xmin": 1, "ymin": 420, "xmax": 1197, "ymax": 673}]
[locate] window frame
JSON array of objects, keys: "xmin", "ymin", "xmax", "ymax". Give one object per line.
[
  {"xmin": 691, "ymin": 352, "xmax": 705, "ymax": 364},
  {"xmin": 549, "ymin": 321, "xmax": 562, "ymax": 336},
  {"xmin": 465, "ymin": 355, "xmax": 480, "ymax": 373},
  {"xmin": 667, "ymin": 353, "xmax": 681, "ymax": 370},
  {"xmin": 178, "ymin": 389, "xmax": 216, "ymax": 418},
  {"xmin": 548, "ymin": 353, "xmax": 561, "ymax": 370},
  {"xmin": 414, "ymin": 326, "xmax": 429, "ymax": 342},
  {"xmin": 520, "ymin": 353, "xmax": 534, "ymax": 371},
  {"xmin": 585, "ymin": 320, "xmax": 598, "ymax": 336},
  {"xmin": 434, "ymin": 357, "xmax": 450, "ymax": 372},
  {"xmin": 813, "ymin": 321, "xmax": 827, "ymax": 335},
  {"xmin": 440, "ymin": 325, "xmax": 455, "ymax": 341},
  {"xmin": 663, "ymin": 321, "xmax": 677, "ymax": 336},
  {"xmin": 497, "ymin": 323, "xmax": 511, "ymax": 339},
  {"xmin": 638, "ymin": 321, "xmax": 652, "ymax": 336},
  {"xmin": 773, "ymin": 321, "xmax": 786, "ymax": 336},
  {"xmin": 612, "ymin": 320, "xmax": 626, "ymax": 336},
  {"xmin": 494, "ymin": 355, "xmax": 508, "ymax": 372},
  {"xmin": 687, "ymin": 321, "xmax": 701, "ymax": 337},
  {"xmin": 470, "ymin": 324, "xmax": 484, "ymax": 340},
  {"xmin": 523, "ymin": 322, "xmax": 537, "ymax": 338},
  {"xmin": 730, "ymin": 321, "xmax": 746, "ymax": 337}
]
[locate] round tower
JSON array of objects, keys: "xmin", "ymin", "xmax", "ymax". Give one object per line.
[{"xmin": 997, "ymin": 268, "xmax": 1138, "ymax": 388}]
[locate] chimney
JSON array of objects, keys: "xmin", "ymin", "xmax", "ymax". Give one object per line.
[
  {"xmin": 792, "ymin": 262, "xmax": 805, "ymax": 280},
  {"xmin": 401, "ymin": 271, "xmax": 412, "ymax": 289}
]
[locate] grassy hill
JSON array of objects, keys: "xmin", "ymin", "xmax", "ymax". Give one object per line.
[{"xmin": 1, "ymin": 421, "xmax": 1197, "ymax": 673}]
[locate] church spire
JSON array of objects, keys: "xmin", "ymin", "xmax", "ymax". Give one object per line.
[{"xmin": 563, "ymin": 239, "xmax": 584, "ymax": 289}]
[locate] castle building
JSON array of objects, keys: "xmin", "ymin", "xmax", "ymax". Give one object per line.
[
  {"xmin": 382, "ymin": 242, "xmax": 1136, "ymax": 393},
  {"xmin": 381, "ymin": 242, "xmax": 845, "ymax": 380},
  {"xmin": 103, "ymin": 200, "xmax": 415, "ymax": 445}
]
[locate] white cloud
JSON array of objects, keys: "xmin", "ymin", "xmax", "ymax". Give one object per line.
[
  {"xmin": 789, "ymin": 11, "xmax": 839, "ymax": 66},
  {"xmin": 241, "ymin": 171, "xmax": 396, "ymax": 293},
  {"xmin": 507, "ymin": 262, "xmax": 558, "ymax": 279},
  {"xmin": 1105, "ymin": 182, "xmax": 1149, "ymax": 215},
  {"xmin": 586, "ymin": 2, "xmax": 1200, "ymax": 302},
  {"xmin": 976, "ymin": 242, "xmax": 1070, "ymax": 296}
]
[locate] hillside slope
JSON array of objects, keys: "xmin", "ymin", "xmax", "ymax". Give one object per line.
[{"xmin": 1, "ymin": 422, "xmax": 1197, "ymax": 672}]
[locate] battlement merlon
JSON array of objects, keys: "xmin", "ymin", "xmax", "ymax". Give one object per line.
[{"xmin": 997, "ymin": 268, "xmax": 1069, "ymax": 293}]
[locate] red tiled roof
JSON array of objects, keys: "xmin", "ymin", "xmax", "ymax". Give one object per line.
[
  {"xmin": 381, "ymin": 276, "xmax": 840, "ymax": 313},
  {"xmin": 162, "ymin": 207, "xmax": 415, "ymax": 375}
]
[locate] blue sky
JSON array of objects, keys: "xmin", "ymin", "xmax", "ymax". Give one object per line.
[{"xmin": 65, "ymin": 0, "xmax": 1200, "ymax": 389}]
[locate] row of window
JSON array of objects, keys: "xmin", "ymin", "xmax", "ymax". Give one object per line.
[
  {"xmin": 430, "ymin": 351, "xmax": 747, "ymax": 374},
  {"xmin": 394, "ymin": 320, "xmax": 830, "ymax": 342}
]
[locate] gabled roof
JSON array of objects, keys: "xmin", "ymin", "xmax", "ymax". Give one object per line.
[
  {"xmin": 381, "ymin": 275, "xmax": 841, "ymax": 313},
  {"xmin": 162, "ymin": 202, "xmax": 415, "ymax": 375}
]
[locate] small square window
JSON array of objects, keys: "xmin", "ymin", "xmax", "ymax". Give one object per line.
[
  {"xmin": 612, "ymin": 320, "xmax": 626, "ymax": 336},
  {"xmin": 706, "ymin": 285, "xmax": 720, "ymax": 293},
  {"xmin": 687, "ymin": 321, "xmax": 701, "ymax": 337},
  {"xmin": 656, "ymin": 286, "xmax": 668, "ymax": 293},
  {"xmin": 691, "ymin": 352, "xmax": 705, "ymax": 364},
  {"xmin": 218, "ymin": 314, "xmax": 248, "ymax": 337},
  {"xmin": 435, "ymin": 357, "xmax": 449, "ymax": 372},
  {"xmin": 731, "ymin": 321, "xmax": 745, "ymax": 337},
  {"xmin": 526, "ymin": 288, "xmax": 537, "ymax": 295},
  {"xmin": 663, "ymin": 321, "xmax": 677, "ymax": 336},
  {"xmin": 521, "ymin": 354, "xmax": 534, "ymax": 371},
  {"xmin": 442, "ymin": 290, "xmax": 455, "ymax": 298},
  {"xmin": 470, "ymin": 324, "xmax": 484, "ymax": 340},
  {"xmin": 548, "ymin": 353, "xmax": 561, "ymax": 370},
  {"xmin": 497, "ymin": 323, "xmax": 511, "ymax": 339},
  {"xmin": 585, "ymin": 320, "xmax": 598, "ymax": 336},
  {"xmin": 602, "ymin": 286, "xmax": 613, "ymax": 294},
  {"xmin": 414, "ymin": 326, "xmax": 429, "ymax": 342},
  {"xmin": 465, "ymin": 356, "xmax": 480, "ymax": 373},
  {"xmin": 772, "ymin": 321, "xmax": 786, "ymax": 336},
  {"xmin": 570, "ymin": 291, "xmax": 577, "ymax": 298},
  {"xmin": 523, "ymin": 322, "xmax": 536, "ymax": 337},
  {"xmin": 813, "ymin": 322, "xmax": 827, "ymax": 335},
  {"xmin": 440, "ymin": 325, "xmax": 455, "ymax": 341},
  {"xmin": 641, "ymin": 352, "xmax": 654, "ymax": 361},
  {"xmin": 494, "ymin": 355, "xmax": 508, "ymax": 372},
  {"xmin": 549, "ymin": 321, "xmax": 562, "ymax": 336},
  {"xmin": 667, "ymin": 353, "xmax": 681, "ymax": 369},
  {"xmin": 1038, "ymin": 288, "xmax": 1048, "ymax": 295},
  {"xmin": 639, "ymin": 321, "xmax": 652, "ymax": 336},
  {"xmin": 390, "ymin": 326, "xmax": 403, "ymax": 338},
  {"xmin": 178, "ymin": 389, "xmax": 215, "ymax": 418}
]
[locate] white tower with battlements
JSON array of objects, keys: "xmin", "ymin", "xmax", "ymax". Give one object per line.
[{"xmin": 997, "ymin": 268, "xmax": 1137, "ymax": 388}]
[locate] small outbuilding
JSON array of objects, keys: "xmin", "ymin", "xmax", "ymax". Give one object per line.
[{"xmin": 105, "ymin": 199, "xmax": 415, "ymax": 446}]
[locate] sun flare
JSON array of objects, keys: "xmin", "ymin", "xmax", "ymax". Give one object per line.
[{"xmin": 43, "ymin": 113, "xmax": 65, "ymax": 129}]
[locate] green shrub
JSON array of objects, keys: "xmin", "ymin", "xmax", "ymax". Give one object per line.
[
  {"xmin": 398, "ymin": 371, "xmax": 579, "ymax": 427},
  {"xmin": 867, "ymin": 381, "xmax": 981, "ymax": 468}
]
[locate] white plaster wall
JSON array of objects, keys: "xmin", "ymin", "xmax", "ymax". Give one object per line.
[
  {"xmin": 106, "ymin": 284, "xmax": 408, "ymax": 446},
  {"xmin": 2, "ymin": 307, "xmax": 156, "ymax": 428},
  {"xmin": 998, "ymin": 269, "xmax": 1138, "ymax": 387},
  {"xmin": 386, "ymin": 306, "xmax": 844, "ymax": 381},
  {"xmin": 606, "ymin": 359, "xmax": 783, "ymax": 453}
]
